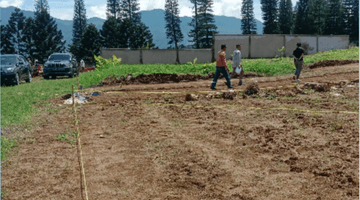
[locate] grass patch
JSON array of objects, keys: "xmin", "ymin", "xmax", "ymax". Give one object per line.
[{"xmin": 1, "ymin": 136, "xmax": 17, "ymax": 161}]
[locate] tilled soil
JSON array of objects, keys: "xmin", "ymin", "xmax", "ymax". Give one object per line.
[
  {"xmin": 101, "ymin": 72, "xmax": 260, "ymax": 86},
  {"xmin": 306, "ymin": 60, "xmax": 359, "ymax": 69},
  {"xmin": 1, "ymin": 63, "xmax": 359, "ymax": 200}
]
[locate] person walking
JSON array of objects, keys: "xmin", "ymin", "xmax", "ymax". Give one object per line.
[
  {"xmin": 211, "ymin": 44, "xmax": 233, "ymax": 90},
  {"xmin": 293, "ymin": 43, "xmax": 305, "ymax": 82},
  {"xmin": 80, "ymin": 59, "xmax": 85, "ymax": 73},
  {"xmin": 232, "ymin": 44, "xmax": 245, "ymax": 86}
]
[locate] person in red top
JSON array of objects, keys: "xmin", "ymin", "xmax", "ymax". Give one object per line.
[{"xmin": 211, "ymin": 44, "xmax": 233, "ymax": 90}]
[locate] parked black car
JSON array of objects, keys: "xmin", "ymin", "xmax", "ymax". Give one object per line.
[
  {"xmin": 1, "ymin": 54, "xmax": 32, "ymax": 86},
  {"xmin": 43, "ymin": 53, "xmax": 79, "ymax": 79}
]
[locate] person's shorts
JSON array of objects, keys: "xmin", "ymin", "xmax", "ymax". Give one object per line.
[{"xmin": 232, "ymin": 64, "xmax": 240, "ymax": 69}]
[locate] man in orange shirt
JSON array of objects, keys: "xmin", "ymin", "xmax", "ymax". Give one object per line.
[{"xmin": 211, "ymin": 44, "xmax": 233, "ymax": 90}]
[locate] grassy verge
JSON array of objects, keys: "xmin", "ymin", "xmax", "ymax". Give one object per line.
[
  {"xmin": 1, "ymin": 136, "xmax": 17, "ymax": 161},
  {"xmin": 0, "ymin": 47, "xmax": 358, "ymax": 160}
]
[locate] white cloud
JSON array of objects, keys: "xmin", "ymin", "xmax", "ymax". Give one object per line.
[
  {"xmin": 50, "ymin": 8, "xmax": 73, "ymax": 20},
  {"xmin": 213, "ymin": 0, "xmax": 242, "ymax": 19},
  {"xmin": 138, "ymin": 0, "xmax": 165, "ymax": 11},
  {"xmin": 0, "ymin": 0, "xmax": 24, "ymax": 8},
  {"xmin": 88, "ymin": 4, "xmax": 107, "ymax": 19},
  {"xmin": 179, "ymin": 4, "xmax": 192, "ymax": 17}
]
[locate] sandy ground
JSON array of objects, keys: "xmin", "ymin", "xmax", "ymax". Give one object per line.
[{"xmin": 1, "ymin": 63, "xmax": 359, "ymax": 200}]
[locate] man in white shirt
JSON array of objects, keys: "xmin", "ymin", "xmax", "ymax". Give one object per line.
[
  {"xmin": 232, "ymin": 44, "xmax": 245, "ymax": 86},
  {"xmin": 80, "ymin": 59, "xmax": 85, "ymax": 73}
]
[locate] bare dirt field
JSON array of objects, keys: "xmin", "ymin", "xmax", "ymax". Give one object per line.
[{"xmin": 2, "ymin": 63, "xmax": 359, "ymax": 200}]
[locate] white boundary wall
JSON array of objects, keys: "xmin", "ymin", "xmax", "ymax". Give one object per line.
[
  {"xmin": 101, "ymin": 48, "xmax": 212, "ymax": 64},
  {"xmin": 101, "ymin": 35, "xmax": 349, "ymax": 64},
  {"xmin": 214, "ymin": 34, "xmax": 350, "ymax": 59}
]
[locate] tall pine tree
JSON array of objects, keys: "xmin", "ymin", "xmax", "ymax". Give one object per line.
[
  {"xmin": 165, "ymin": 0, "xmax": 184, "ymax": 63},
  {"xmin": 129, "ymin": 22, "xmax": 156, "ymax": 49},
  {"xmin": 21, "ymin": 17, "xmax": 35, "ymax": 58},
  {"xmin": 278, "ymin": 0, "xmax": 292, "ymax": 34},
  {"xmin": 261, "ymin": 0, "xmax": 279, "ymax": 34},
  {"xmin": 188, "ymin": 0, "xmax": 201, "ymax": 48},
  {"xmin": 1, "ymin": 25, "xmax": 15, "ymax": 54},
  {"xmin": 307, "ymin": 0, "xmax": 328, "ymax": 35},
  {"xmin": 72, "ymin": 0, "xmax": 87, "ymax": 44},
  {"xmin": 80, "ymin": 24, "xmax": 102, "ymax": 59},
  {"xmin": 241, "ymin": 0, "xmax": 257, "ymax": 34},
  {"xmin": 107, "ymin": 0, "xmax": 121, "ymax": 19},
  {"xmin": 70, "ymin": 0, "xmax": 87, "ymax": 59},
  {"xmin": 324, "ymin": 0, "xmax": 346, "ymax": 35},
  {"xmin": 117, "ymin": 19, "xmax": 133, "ymax": 48},
  {"xmin": 7, "ymin": 8, "xmax": 26, "ymax": 55},
  {"xmin": 198, "ymin": 0, "xmax": 218, "ymax": 48},
  {"xmin": 32, "ymin": 7, "xmax": 65, "ymax": 63},
  {"xmin": 343, "ymin": 0, "xmax": 359, "ymax": 43},
  {"xmin": 351, "ymin": 0, "xmax": 359, "ymax": 43},
  {"xmin": 34, "ymin": 0, "xmax": 50, "ymax": 12},
  {"xmin": 293, "ymin": 0, "xmax": 311, "ymax": 34},
  {"xmin": 100, "ymin": 17, "xmax": 120, "ymax": 48},
  {"xmin": 120, "ymin": 0, "xmax": 141, "ymax": 24}
]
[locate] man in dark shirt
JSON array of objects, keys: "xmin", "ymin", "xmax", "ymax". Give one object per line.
[{"xmin": 293, "ymin": 43, "xmax": 305, "ymax": 82}]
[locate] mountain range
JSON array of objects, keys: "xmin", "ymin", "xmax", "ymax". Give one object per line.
[{"xmin": 0, "ymin": 6, "xmax": 263, "ymax": 49}]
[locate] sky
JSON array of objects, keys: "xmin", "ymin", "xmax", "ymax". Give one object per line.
[{"xmin": 0, "ymin": 0, "xmax": 299, "ymax": 22}]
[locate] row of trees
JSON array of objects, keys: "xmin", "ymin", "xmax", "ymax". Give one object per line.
[
  {"xmin": 260, "ymin": 0, "xmax": 359, "ymax": 43},
  {"xmin": 0, "ymin": 1, "xmax": 65, "ymax": 63},
  {"xmin": 1, "ymin": 0, "xmax": 358, "ymax": 62},
  {"xmin": 0, "ymin": 0, "xmax": 157, "ymax": 62}
]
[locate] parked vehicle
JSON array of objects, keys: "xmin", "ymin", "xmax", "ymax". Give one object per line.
[
  {"xmin": 1, "ymin": 54, "xmax": 32, "ymax": 86},
  {"xmin": 42, "ymin": 53, "xmax": 79, "ymax": 79}
]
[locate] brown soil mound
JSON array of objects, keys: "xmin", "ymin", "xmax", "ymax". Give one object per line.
[
  {"xmin": 185, "ymin": 94, "xmax": 199, "ymax": 101},
  {"xmin": 245, "ymin": 83, "xmax": 260, "ymax": 95},
  {"xmin": 303, "ymin": 82, "xmax": 331, "ymax": 92},
  {"xmin": 221, "ymin": 91, "xmax": 236, "ymax": 100},
  {"xmin": 101, "ymin": 72, "xmax": 261, "ymax": 86},
  {"xmin": 306, "ymin": 60, "xmax": 359, "ymax": 69}
]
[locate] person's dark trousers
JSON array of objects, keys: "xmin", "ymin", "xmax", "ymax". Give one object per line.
[
  {"xmin": 211, "ymin": 67, "xmax": 233, "ymax": 89},
  {"xmin": 294, "ymin": 60, "xmax": 303, "ymax": 79}
]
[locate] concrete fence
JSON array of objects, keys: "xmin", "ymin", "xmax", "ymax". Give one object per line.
[
  {"xmin": 101, "ymin": 34, "xmax": 349, "ymax": 64},
  {"xmin": 100, "ymin": 48, "xmax": 212, "ymax": 64},
  {"xmin": 213, "ymin": 34, "xmax": 350, "ymax": 60}
]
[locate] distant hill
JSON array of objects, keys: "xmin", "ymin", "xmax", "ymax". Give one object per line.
[{"xmin": 0, "ymin": 6, "xmax": 263, "ymax": 49}]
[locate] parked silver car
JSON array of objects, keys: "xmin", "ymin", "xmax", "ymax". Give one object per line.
[{"xmin": 1, "ymin": 54, "xmax": 32, "ymax": 86}]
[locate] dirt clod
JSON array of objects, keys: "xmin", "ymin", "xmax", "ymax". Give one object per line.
[
  {"xmin": 61, "ymin": 94, "xmax": 72, "ymax": 100},
  {"xmin": 185, "ymin": 94, "xmax": 199, "ymax": 101},
  {"xmin": 303, "ymin": 82, "xmax": 330, "ymax": 92},
  {"xmin": 221, "ymin": 90, "xmax": 236, "ymax": 100},
  {"xmin": 245, "ymin": 83, "xmax": 260, "ymax": 95}
]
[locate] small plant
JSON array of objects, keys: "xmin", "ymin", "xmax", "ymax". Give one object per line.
[
  {"xmin": 198, "ymin": 133, "xmax": 207, "ymax": 139},
  {"xmin": 187, "ymin": 57, "xmax": 198, "ymax": 67},
  {"xmin": 69, "ymin": 139, "xmax": 76, "ymax": 145},
  {"xmin": 141, "ymin": 43, "xmax": 150, "ymax": 49},
  {"xmin": 65, "ymin": 160, "xmax": 70, "ymax": 169},
  {"xmin": 94, "ymin": 55, "xmax": 122, "ymax": 69},
  {"xmin": 57, "ymin": 134, "xmax": 68, "ymax": 141},
  {"xmin": 70, "ymin": 132, "xmax": 79, "ymax": 137},
  {"xmin": 164, "ymin": 93, "xmax": 171, "ymax": 101}
]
